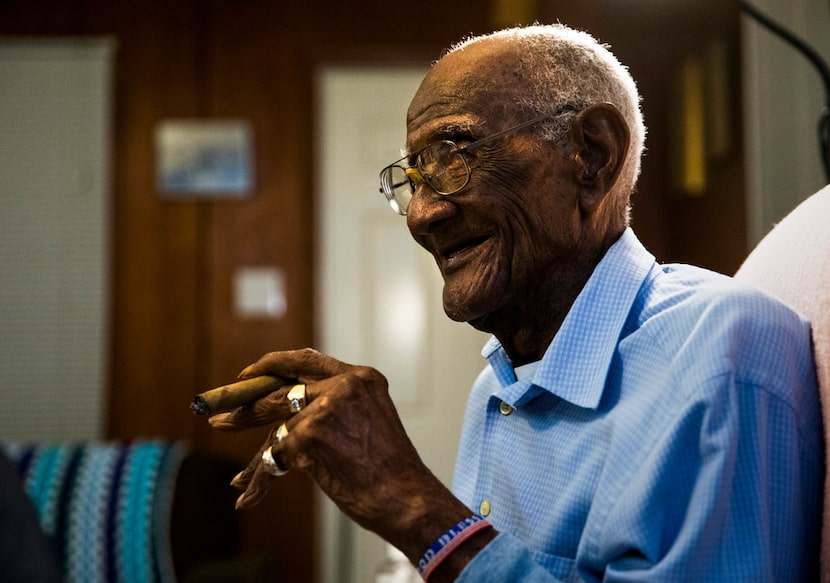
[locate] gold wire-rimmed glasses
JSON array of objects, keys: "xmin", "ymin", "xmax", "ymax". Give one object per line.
[{"xmin": 378, "ymin": 107, "xmax": 577, "ymax": 215}]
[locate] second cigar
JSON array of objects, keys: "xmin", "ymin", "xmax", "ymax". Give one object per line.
[{"xmin": 191, "ymin": 375, "xmax": 284, "ymax": 416}]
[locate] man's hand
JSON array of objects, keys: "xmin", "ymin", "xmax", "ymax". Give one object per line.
[{"xmin": 208, "ymin": 348, "xmax": 478, "ymax": 562}]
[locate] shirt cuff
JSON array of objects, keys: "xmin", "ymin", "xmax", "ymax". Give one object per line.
[{"xmin": 455, "ymin": 531, "xmax": 559, "ymax": 582}]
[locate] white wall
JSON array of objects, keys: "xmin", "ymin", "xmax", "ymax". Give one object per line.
[{"xmin": 742, "ymin": 0, "xmax": 830, "ymax": 244}]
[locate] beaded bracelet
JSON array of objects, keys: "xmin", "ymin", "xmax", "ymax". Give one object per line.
[{"xmin": 417, "ymin": 514, "xmax": 493, "ymax": 581}]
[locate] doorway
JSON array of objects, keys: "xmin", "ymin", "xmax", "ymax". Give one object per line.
[{"xmin": 316, "ymin": 65, "xmax": 490, "ymax": 583}]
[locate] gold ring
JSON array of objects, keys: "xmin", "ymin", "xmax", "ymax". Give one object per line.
[
  {"xmin": 287, "ymin": 383, "xmax": 307, "ymax": 413},
  {"xmin": 260, "ymin": 446, "xmax": 288, "ymax": 476},
  {"xmin": 274, "ymin": 422, "xmax": 289, "ymax": 443}
]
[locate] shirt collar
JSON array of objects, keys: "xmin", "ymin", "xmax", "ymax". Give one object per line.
[{"xmin": 482, "ymin": 228, "xmax": 656, "ymax": 409}]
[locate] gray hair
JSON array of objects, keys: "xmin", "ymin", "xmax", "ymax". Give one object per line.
[{"xmin": 447, "ymin": 24, "xmax": 647, "ymax": 219}]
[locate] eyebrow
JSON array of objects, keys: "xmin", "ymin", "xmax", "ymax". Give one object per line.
[{"xmin": 402, "ymin": 120, "xmax": 479, "ymax": 157}]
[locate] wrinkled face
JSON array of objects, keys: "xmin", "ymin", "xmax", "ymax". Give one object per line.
[{"xmin": 405, "ymin": 41, "xmax": 583, "ymax": 331}]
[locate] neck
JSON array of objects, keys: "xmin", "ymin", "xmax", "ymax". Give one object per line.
[
  {"xmin": 475, "ymin": 231, "xmax": 619, "ymax": 367},
  {"xmin": 485, "ymin": 270, "xmax": 588, "ymax": 367}
]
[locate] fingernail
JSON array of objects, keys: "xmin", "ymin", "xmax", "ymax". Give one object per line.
[
  {"xmin": 235, "ymin": 493, "xmax": 246, "ymax": 509},
  {"xmin": 230, "ymin": 471, "xmax": 244, "ymax": 486},
  {"xmin": 238, "ymin": 365, "xmax": 253, "ymax": 379}
]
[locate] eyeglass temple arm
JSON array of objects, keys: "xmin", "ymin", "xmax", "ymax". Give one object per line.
[{"xmin": 460, "ymin": 106, "xmax": 577, "ymax": 153}]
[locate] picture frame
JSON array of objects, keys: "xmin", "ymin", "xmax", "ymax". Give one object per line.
[{"xmin": 155, "ymin": 119, "xmax": 254, "ymax": 198}]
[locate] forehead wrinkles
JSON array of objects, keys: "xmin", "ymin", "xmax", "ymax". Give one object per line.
[
  {"xmin": 405, "ymin": 89, "xmax": 527, "ymax": 154},
  {"xmin": 405, "ymin": 82, "xmax": 478, "ymax": 151},
  {"xmin": 406, "ymin": 87, "xmax": 516, "ymax": 153},
  {"xmin": 407, "ymin": 47, "xmax": 529, "ymax": 143}
]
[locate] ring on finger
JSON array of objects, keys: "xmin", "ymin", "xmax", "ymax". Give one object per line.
[
  {"xmin": 261, "ymin": 446, "xmax": 288, "ymax": 476},
  {"xmin": 287, "ymin": 383, "xmax": 307, "ymax": 413},
  {"xmin": 274, "ymin": 422, "xmax": 289, "ymax": 443}
]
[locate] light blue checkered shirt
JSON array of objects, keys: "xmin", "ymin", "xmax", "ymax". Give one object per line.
[{"xmin": 453, "ymin": 229, "xmax": 823, "ymax": 582}]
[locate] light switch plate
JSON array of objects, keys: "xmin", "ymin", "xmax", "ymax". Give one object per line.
[{"xmin": 233, "ymin": 266, "xmax": 286, "ymax": 319}]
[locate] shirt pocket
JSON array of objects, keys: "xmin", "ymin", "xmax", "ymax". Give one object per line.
[{"xmin": 529, "ymin": 549, "xmax": 584, "ymax": 582}]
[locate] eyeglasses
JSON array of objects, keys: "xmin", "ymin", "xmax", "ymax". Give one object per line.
[{"xmin": 378, "ymin": 108, "xmax": 575, "ymax": 215}]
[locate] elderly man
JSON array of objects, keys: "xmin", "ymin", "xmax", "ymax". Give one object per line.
[{"xmin": 209, "ymin": 24, "xmax": 822, "ymax": 581}]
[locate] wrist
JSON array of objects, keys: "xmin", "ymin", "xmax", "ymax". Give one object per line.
[
  {"xmin": 376, "ymin": 476, "xmax": 493, "ymax": 575},
  {"xmin": 387, "ymin": 481, "xmax": 474, "ymax": 560},
  {"xmin": 416, "ymin": 514, "xmax": 497, "ymax": 582}
]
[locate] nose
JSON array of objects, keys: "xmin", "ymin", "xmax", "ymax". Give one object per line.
[{"xmin": 405, "ymin": 180, "xmax": 457, "ymax": 237}]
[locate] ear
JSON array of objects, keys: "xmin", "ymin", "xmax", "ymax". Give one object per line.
[{"xmin": 568, "ymin": 103, "xmax": 630, "ymax": 214}]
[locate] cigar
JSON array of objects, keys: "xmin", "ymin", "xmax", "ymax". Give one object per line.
[{"xmin": 190, "ymin": 375, "xmax": 284, "ymax": 416}]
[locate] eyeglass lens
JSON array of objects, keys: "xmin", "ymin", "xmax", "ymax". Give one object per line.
[
  {"xmin": 419, "ymin": 141, "xmax": 470, "ymax": 193},
  {"xmin": 380, "ymin": 141, "xmax": 470, "ymax": 215},
  {"xmin": 380, "ymin": 165, "xmax": 413, "ymax": 215}
]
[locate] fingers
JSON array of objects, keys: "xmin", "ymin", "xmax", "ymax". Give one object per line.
[
  {"xmin": 213, "ymin": 349, "xmax": 384, "ymax": 433},
  {"xmin": 238, "ymin": 347, "xmax": 353, "ymax": 383},
  {"xmin": 234, "ymin": 422, "xmax": 294, "ymax": 510},
  {"xmin": 211, "ymin": 347, "xmax": 346, "ymax": 432},
  {"xmin": 209, "ymin": 382, "xmax": 316, "ymax": 431},
  {"xmin": 213, "ymin": 348, "xmax": 394, "ymax": 514},
  {"xmin": 229, "ymin": 439, "xmax": 271, "ymax": 508}
]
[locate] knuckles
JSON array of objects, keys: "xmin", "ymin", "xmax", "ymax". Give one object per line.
[
  {"xmin": 350, "ymin": 365, "xmax": 388, "ymax": 389},
  {"xmin": 331, "ymin": 369, "xmax": 390, "ymax": 402},
  {"xmin": 292, "ymin": 347, "xmax": 324, "ymax": 361}
]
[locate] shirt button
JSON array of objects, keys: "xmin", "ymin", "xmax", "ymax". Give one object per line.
[
  {"xmin": 499, "ymin": 401, "xmax": 514, "ymax": 416},
  {"xmin": 479, "ymin": 499, "xmax": 491, "ymax": 516}
]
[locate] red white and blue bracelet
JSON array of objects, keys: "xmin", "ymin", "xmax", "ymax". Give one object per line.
[{"xmin": 417, "ymin": 514, "xmax": 493, "ymax": 581}]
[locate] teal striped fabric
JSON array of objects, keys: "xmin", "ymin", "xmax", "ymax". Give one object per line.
[{"xmin": 3, "ymin": 440, "xmax": 184, "ymax": 583}]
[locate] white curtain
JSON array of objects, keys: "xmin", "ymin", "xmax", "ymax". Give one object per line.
[{"xmin": 0, "ymin": 38, "xmax": 114, "ymax": 441}]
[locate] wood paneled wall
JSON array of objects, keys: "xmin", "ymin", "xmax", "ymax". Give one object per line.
[{"xmin": 0, "ymin": 1, "xmax": 743, "ymax": 581}]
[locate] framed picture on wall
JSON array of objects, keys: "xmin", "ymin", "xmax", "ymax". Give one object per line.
[{"xmin": 155, "ymin": 119, "xmax": 254, "ymax": 198}]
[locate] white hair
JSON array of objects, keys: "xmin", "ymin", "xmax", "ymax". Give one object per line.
[{"xmin": 448, "ymin": 24, "xmax": 647, "ymax": 220}]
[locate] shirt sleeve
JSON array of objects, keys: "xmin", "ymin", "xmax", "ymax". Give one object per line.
[{"xmin": 592, "ymin": 373, "xmax": 822, "ymax": 581}]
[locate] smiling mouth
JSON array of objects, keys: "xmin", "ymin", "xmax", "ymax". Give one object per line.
[{"xmin": 442, "ymin": 236, "xmax": 489, "ymax": 262}]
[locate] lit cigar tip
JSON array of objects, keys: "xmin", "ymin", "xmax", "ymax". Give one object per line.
[{"xmin": 190, "ymin": 396, "xmax": 210, "ymax": 415}]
